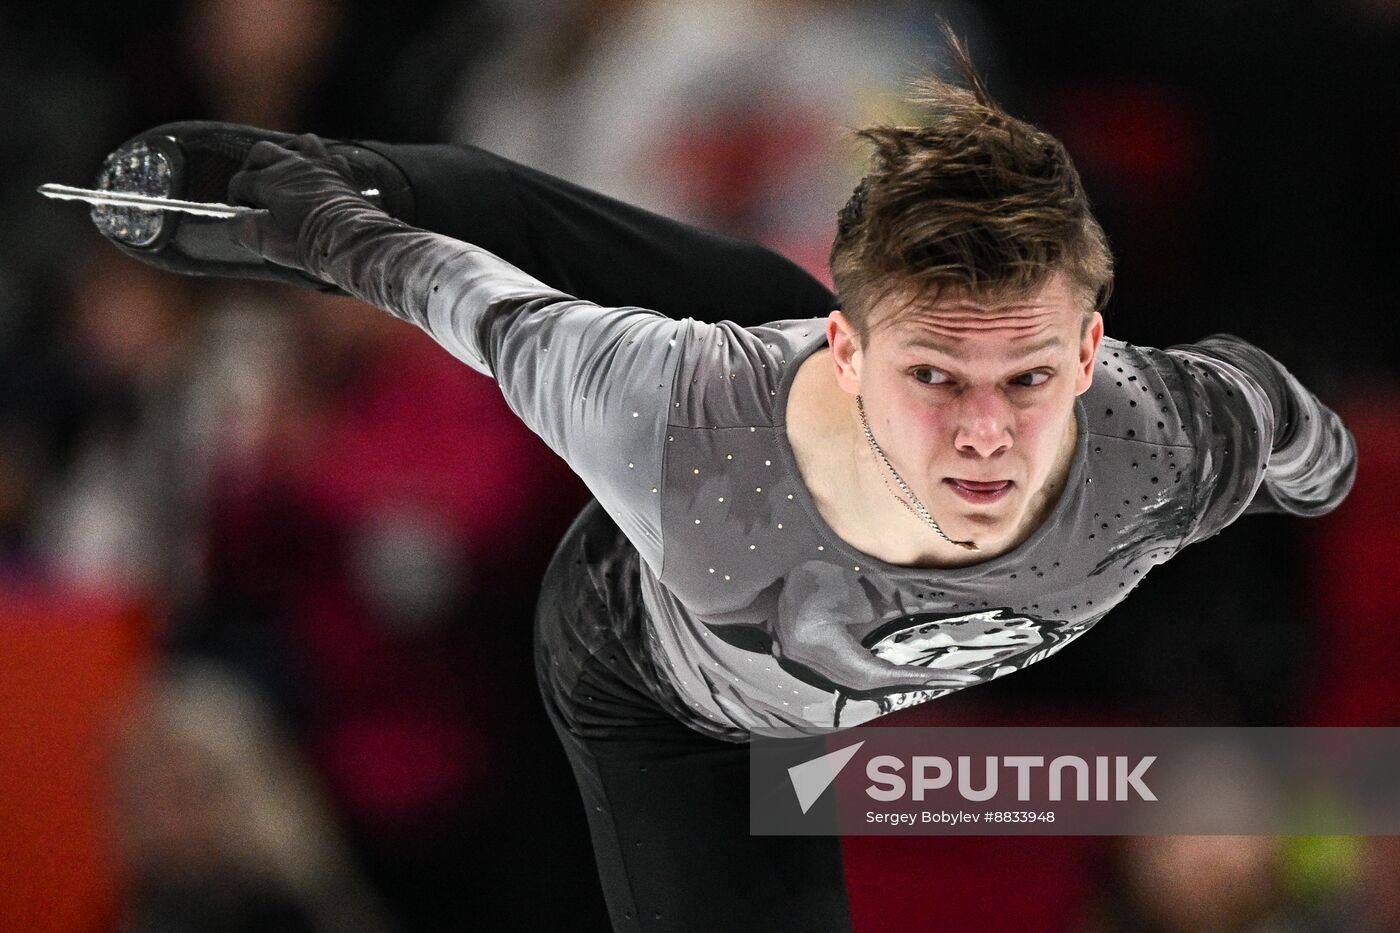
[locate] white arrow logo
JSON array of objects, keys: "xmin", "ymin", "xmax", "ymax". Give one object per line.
[{"xmin": 788, "ymin": 741, "xmax": 865, "ymax": 814}]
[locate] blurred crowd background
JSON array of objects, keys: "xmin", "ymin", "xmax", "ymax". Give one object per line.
[{"xmin": 1, "ymin": 0, "xmax": 1398, "ymax": 931}]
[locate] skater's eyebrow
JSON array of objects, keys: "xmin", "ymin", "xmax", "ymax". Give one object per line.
[{"xmin": 903, "ymin": 336, "xmax": 1063, "ymax": 362}]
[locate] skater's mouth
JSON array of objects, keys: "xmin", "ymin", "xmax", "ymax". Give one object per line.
[{"xmin": 944, "ymin": 478, "xmax": 1013, "ymax": 503}]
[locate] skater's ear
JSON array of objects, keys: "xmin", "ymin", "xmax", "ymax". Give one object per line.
[
  {"xmin": 827, "ymin": 310, "xmax": 863, "ymax": 396},
  {"xmin": 1074, "ymin": 310, "xmax": 1104, "ymax": 396}
]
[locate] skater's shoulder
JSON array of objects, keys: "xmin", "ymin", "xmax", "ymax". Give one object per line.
[
  {"xmin": 1081, "ymin": 336, "xmax": 1196, "ymax": 453},
  {"xmin": 666, "ymin": 317, "xmax": 828, "ymax": 430}
]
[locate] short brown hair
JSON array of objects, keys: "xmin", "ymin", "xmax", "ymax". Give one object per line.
[{"xmin": 830, "ymin": 27, "xmax": 1113, "ymax": 341}]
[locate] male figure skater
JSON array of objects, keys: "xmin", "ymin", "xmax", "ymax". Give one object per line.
[{"xmin": 92, "ymin": 38, "xmax": 1355, "ymax": 933}]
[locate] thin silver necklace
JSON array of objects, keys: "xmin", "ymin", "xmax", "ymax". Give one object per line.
[{"xmin": 855, "ymin": 395, "xmax": 979, "ymax": 552}]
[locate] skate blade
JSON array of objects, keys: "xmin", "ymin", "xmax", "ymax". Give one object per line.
[{"xmin": 38, "ymin": 183, "xmax": 249, "ymax": 218}]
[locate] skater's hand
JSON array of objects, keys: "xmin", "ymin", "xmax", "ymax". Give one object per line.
[{"xmin": 228, "ymin": 133, "xmax": 369, "ymax": 269}]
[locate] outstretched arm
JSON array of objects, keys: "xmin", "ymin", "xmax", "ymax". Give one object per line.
[
  {"xmin": 359, "ymin": 140, "xmax": 838, "ymax": 327},
  {"xmin": 229, "ymin": 136, "xmax": 714, "ymax": 575},
  {"xmin": 1164, "ymin": 333, "xmax": 1357, "ymax": 545}
]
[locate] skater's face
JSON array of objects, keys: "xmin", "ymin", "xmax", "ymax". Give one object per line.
[{"xmin": 829, "ymin": 271, "xmax": 1103, "ymax": 550}]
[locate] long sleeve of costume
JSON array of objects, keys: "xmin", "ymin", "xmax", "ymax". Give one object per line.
[
  {"xmin": 363, "ymin": 141, "xmax": 838, "ymax": 326},
  {"xmin": 297, "ymin": 197, "xmax": 681, "ymax": 573},
  {"xmin": 1163, "ymin": 333, "xmax": 1357, "ymax": 546}
]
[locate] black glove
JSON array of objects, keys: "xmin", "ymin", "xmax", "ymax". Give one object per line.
[{"xmin": 227, "ymin": 133, "xmax": 371, "ymax": 270}]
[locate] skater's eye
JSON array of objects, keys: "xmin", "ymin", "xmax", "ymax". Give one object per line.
[
  {"xmin": 1010, "ymin": 370, "xmax": 1052, "ymax": 388},
  {"xmin": 910, "ymin": 367, "xmax": 952, "ymax": 386},
  {"xmin": 910, "ymin": 367, "xmax": 1052, "ymax": 389}
]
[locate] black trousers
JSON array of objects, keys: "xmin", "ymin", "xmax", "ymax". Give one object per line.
[
  {"xmin": 533, "ymin": 501, "xmax": 851, "ymax": 933},
  {"xmin": 361, "ymin": 142, "xmax": 851, "ymax": 932}
]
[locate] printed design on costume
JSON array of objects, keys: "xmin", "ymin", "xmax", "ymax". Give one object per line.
[
  {"xmin": 1087, "ymin": 480, "xmax": 1188, "ymax": 578},
  {"xmin": 863, "ymin": 608, "xmax": 1075, "ymax": 677},
  {"xmin": 828, "ymin": 608, "xmax": 1095, "ymax": 725},
  {"xmin": 700, "ymin": 560, "xmax": 1098, "ymax": 727}
]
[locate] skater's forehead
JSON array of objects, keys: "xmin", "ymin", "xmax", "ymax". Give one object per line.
[
  {"xmin": 899, "ymin": 332, "xmax": 1065, "ymax": 361},
  {"xmin": 872, "ymin": 272, "xmax": 1083, "ymax": 351}
]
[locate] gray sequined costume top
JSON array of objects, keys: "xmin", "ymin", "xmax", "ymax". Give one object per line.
[{"xmin": 300, "ymin": 201, "xmax": 1358, "ymax": 742}]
